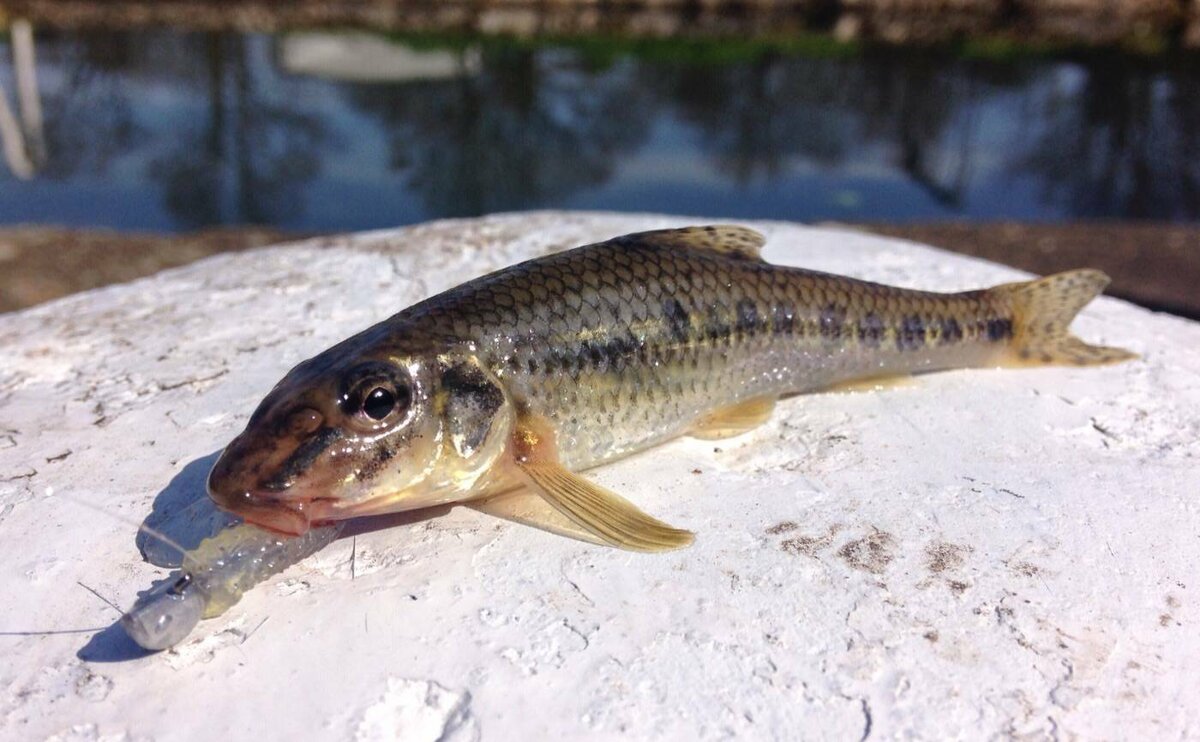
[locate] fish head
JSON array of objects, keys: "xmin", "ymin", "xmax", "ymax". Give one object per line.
[{"xmin": 207, "ymin": 345, "xmax": 513, "ymax": 535}]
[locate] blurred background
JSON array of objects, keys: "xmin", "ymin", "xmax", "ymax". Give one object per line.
[{"xmin": 0, "ymin": 0, "xmax": 1196, "ymax": 316}]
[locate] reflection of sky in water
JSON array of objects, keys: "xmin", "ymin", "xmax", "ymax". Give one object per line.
[{"xmin": 0, "ymin": 31, "xmax": 1196, "ymax": 231}]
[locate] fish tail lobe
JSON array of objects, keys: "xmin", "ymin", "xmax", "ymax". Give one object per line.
[{"xmin": 989, "ymin": 269, "xmax": 1137, "ymax": 366}]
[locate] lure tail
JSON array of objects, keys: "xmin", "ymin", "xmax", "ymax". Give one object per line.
[{"xmin": 989, "ymin": 269, "xmax": 1137, "ymax": 366}]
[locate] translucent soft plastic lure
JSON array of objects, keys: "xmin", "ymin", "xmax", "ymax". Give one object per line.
[{"xmin": 121, "ymin": 522, "xmax": 341, "ymax": 650}]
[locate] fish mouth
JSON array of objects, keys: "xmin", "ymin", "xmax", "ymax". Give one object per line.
[
  {"xmin": 208, "ymin": 486, "xmax": 341, "ymax": 536},
  {"xmin": 206, "ymin": 427, "xmax": 347, "ymax": 536}
]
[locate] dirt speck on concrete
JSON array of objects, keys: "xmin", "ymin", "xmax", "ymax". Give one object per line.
[{"xmin": 837, "ymin": 528, "xmax": 897, "ymax": 574}]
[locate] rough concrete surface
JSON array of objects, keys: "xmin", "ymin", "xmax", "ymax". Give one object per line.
[{"xmin": 0, "ymin": 212, "xmax": 1197, "ymax": 740}]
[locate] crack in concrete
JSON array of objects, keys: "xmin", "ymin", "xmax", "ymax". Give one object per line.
[
  {"xmin": 1, "ymin": 468, "xmax": 36, "ymax": 482},
  {"xmin": 560, "ymin": 619, "xmax": 591, "ymax": 651},
  {"xmin": 858, "ymin": 697, "xmax": 873, "ymax": 741},
  {"xmin": 562, "ymin": 574, "xmax": 595, "ymax": 607},
  {"xmin": 157, "ymin": 369, "xmax": 228, "ymax": 392}
]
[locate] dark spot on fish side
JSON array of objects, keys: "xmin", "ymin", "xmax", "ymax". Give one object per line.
[
  {"xmin": 898, "ymin": 315, "xmax": 926, "ymax": 351},
  {"xmin": 766, "ymin": 521, "xmax": 797, "ymax": 535},
  {"xmin": 857, "ymin": 313, "xmax": 884, "ymax": 348},
  {"xmin": 837, "ymin": 529, "xmax": 896, "ymax": 574},
  {"xmin": 923, "ymin": 630, "xmax": 939, "ymax": 643},
  {"xmin": 987, "ymin": 318, "xmax": 1014, "ymax": 342},
  {"xmin": 947, "ymin": 580, "xmax": 970, "ymax": 595},
  {"xmin": 704, "ymin": 305, "xmax": 732, "ymax": 343},
  {"xmin": 609, "ymin": 335, "xmax": 639, "ymax": 370},
  {"xmin": 940, "ymin": 317, "xmax": 963, "ymax": 345},
  {"xmin": 586, "ymin": 342, "xmax": 605, "ymax": 369},
  {"xmin": 819, "ymin": 304, "xmax": 846, "ymax": 340},
  {"xmin": 976, "ymin": 318, "xmax": 991, "ymax": 340},
  {"xmin": 662, "ymin": 298, "xmax": 690, "ymax": 344},
  {"xmin": 773, "ymin": 303, "xmax": 796, "ymax": 335},
  {"xmin": 736, "ymin": 299, "xmax": 760, "ymax": 335}
]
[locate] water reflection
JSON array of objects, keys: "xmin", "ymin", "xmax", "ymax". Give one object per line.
[
  {"xmin": 664, "ymin": 54, "xmax": 852, "ymax": 181},
  {"xmin": 657, "ymin": 51, "xmax": 991, "ymax": 207},
  {"xmin": 1020, "ymin": 58, "xmax": 1200, "ymax": 219},
  {"xmin": 0, "ymin": 27, "xmax": 1196, "ymax": 229},
  {"xmin": 145, "ymin": 34, "xmax": 327, "ymax": 227},
  {"xmin": 345, "ymin": 46, "xmax": 653, "ymax": 216},
  {"xmin": 0, "ymin": 21, "xmax": 44, "ymax": 179}
]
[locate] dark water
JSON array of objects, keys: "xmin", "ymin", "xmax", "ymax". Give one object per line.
[{"xmin": 0, "ymin": 29, "xmax": 1198, "ymax": 231}]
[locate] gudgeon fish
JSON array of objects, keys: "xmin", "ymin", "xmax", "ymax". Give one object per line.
[{"xmin": 205, "ymin": 226, "xmax": 1134, "ymax": 552}]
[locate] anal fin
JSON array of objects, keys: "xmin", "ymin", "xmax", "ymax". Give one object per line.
[
  {"xmin": 511, "ymin": 419, "xmax": 694, "ymax": 553},
  {"xmin": 690, "ymin": 396, "xmax": 776, "ymax": 440}
]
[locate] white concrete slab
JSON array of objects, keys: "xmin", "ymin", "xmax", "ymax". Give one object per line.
[{"xmin": 1, "ymin": 212, "xmax": 1197, "ymax": 740}]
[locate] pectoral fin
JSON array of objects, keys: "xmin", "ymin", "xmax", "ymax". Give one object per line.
[
  {"xmin": 468, "ymin": 489, "xmax": 610, "ymax": 548},
  {"xmin": 510, "ymin": 419, "xmax": 694, "ymax": 552},
  {"xmin": 690, "ymin": 396, "xmax": 776, "ymax": 440}
]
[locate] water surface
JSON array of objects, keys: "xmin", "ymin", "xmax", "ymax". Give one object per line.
[{"xmin": 0, "ymin": 29, "xmax": 1196, "ymax": 231}]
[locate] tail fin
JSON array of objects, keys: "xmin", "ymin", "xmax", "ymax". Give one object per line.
[{"xmin": 988, "ymin": 269, "xmax": 1137, "ymax": 367}]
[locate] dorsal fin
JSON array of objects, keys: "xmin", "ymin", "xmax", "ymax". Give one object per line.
[{"xmin": 620, "ymin": 225, "xmax": 767, "ymax": 261}]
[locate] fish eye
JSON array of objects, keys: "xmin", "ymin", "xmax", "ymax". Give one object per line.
[
  {"xmin": 342, "ymin": 363, "xmax": 414, "ymax": 429},
  {"xmin": 351, "ymin": 380, "xmax": 412, "ymax": 426},
  {"xmin": 362, "ymin": 387, "xmax": 396, "ymax": 420}
]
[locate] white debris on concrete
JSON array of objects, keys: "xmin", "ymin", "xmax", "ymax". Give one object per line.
[{"xmin": 0, "ymin": 212, "xmax": 1196, "ymax": 740}]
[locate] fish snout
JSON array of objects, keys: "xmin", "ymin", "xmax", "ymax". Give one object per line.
[{"xmin": 206, "ymin": 426, "xmax": 322, "ymax": 536}]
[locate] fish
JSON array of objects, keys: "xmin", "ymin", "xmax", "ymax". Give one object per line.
[{"xmin": 206, "ymin": 226, "xmax": 1135, "ymax": 552}]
